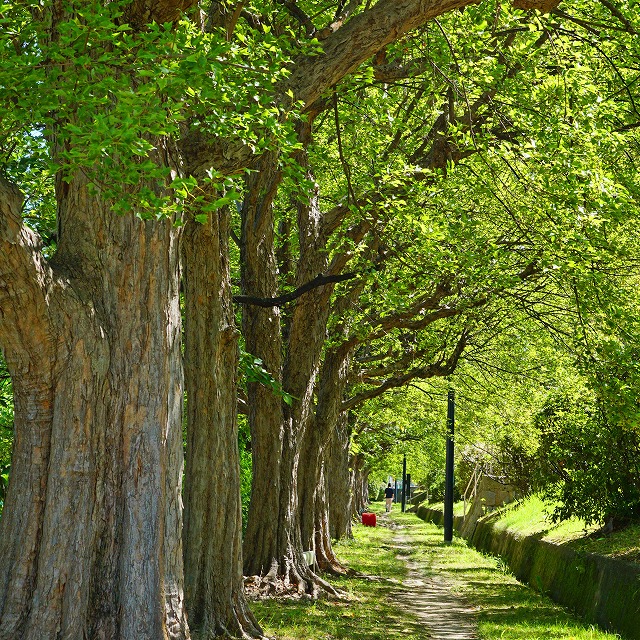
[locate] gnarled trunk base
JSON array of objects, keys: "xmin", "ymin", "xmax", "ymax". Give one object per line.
[{"xmin": 244, "ymin": 556, "xmax": 338, "ymax": 600}]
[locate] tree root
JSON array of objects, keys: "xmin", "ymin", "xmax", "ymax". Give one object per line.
[
  {"xmin": 188, "ymin": 596, "xmax": 268, "ymax": 640},
  {"xmin": 244, "ymin": 558, "xmax": 343, "ymax": 601}
]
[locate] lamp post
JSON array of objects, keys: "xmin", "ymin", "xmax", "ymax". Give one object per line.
[
  {"xmin": 444, "ymin": 387, "xmax": 455, "ymax": 543},
  {"xmin": 401, "ymin": 453, "xmax": 407, "ymax": 512}
]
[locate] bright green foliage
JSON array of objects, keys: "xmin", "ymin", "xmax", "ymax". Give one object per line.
[
  {"xmin": 240, "ymin": 350, "xmax": 294, "ymax": 406},
  {"xmin": 0, "ymin": 355, "xmax": 13, "ymax": 512},
  {"xmin": 309, "ymin": 0, "xmax": 640, "ymax": 436},
  {"xmin": 531, "ymin": 235, "xmax": 640, "ymax": 524},
  {"xmin": 445, "ymin": 323, "xmax": 574, "ymax": 494},
  {"xmin": 0, "ymin": 132, "xmax": 57, "ymax": 248},
  {"xmin": 352, "ymin": 318, "xmax": 567, "ymax": 500},
  {"xmin": 353, "ymin": 385, "xmax": 450, "ymax": 497},
  {"xmin": 535, "ymin": 384, "xmax": 640, "ymax": 527},
  {"xmin": 0, "ymin": 0, "xmax": 302, "ymax": 218},
  {"xmin": 238, "ymin": 415, "xmax": 252, "ymax": 531},
  {"xmin": 4, "ymin": 0, "xmax": 640, "ymax": 536},
  {"xmin": 311, "ymin": 0, "xmax": 640, "ymax": 526}
]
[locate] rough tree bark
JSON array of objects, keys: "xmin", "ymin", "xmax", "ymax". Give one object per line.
[
  {"xmin": 351, "ymin": 454, "xmax": 370, "ymax": 518},
  {"xmin": 240, "ymin": 147, "xmax": 337, "ymax": 595},
  {"xmin": 240, "ymin": 153, "xmax": 288, "ymax": 582},
  {"xmin": 184, "ymin": 0, "xmax": 503, "ymax": 617},
  {"xmin": 327, "ymin": 414, "xmax": 353, "ymax": 541},
  {"xmin": 298, "ymin": 345, "xmax": 353, "ymax": 574},
  {"xmin": 0, "ymin": 172, "xmax": 188, "ymax": 639},
  {"xmin": 241, "ymin": 119, "xmax": 347, "ymax": 592},
  {"xmin": 0, "ymin": 1, "xmax": 196, "ymax": 635},
  {"xmin": 182, "ymin": 207, "xmax": 263, "ymax": 639}
]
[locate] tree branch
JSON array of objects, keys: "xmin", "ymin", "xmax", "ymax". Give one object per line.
[
  {"xmin": 287, "ymin": 0, "xmax": 483, "ymax": 110},
  {"xmin": 357, "ymin": 346, "xmax": 444, "ymax": 380},
  {"xmin": 182, "ymin": 0, "xmax": 485, "ymax": 175},
  {"xmin": 181, "ymin": 0, "xmax": 561, "ymax": 177},
  {"xmin": 275, "ymin": 0, "xmax": 316, "ymax": 35},
  {"xmin": 124, "ymin": 0, "xmax": 198, "ymax": 29},
  {"xmin": 232, "ymin": 271, "xmax": 358, "ymax": 307},
  {"xmin": 341, "ymin": 328, "xmax": 469, "ymax": 410},
  {"xmin": 596, "ymin": 0, "xmax": 636, "ymax": 33}
]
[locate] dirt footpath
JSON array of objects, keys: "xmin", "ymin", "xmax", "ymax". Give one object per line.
[{"xmin": 379, "ymin": 514, "xmax": 478, "ymax": 640}]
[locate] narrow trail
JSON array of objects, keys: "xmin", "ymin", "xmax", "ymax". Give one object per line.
[{"xmin": 379, "ymin": 513, "xmax": 479, "ymax": 640}]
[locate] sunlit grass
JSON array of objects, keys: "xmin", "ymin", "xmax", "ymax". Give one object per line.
[
  {"xmin": 481, "ymin": 494, "xmax": 599, "ymax": 541},
  {"xmin": 392, "ymin": 510, "xmax": 620, "ymax": 640},
  {"xmin": 250, "ymin": 506, "xmax": 619, "ymax": 639},
  {"xmin": 567, "ymin": 522, "xmax": 640, "ymax": 562},
  {"xmin": 422, "ymin": 499, "xmax": 467, "ymax": 516},
  {"xmin": 249, "ymin": 517, "xmax": 424, "ymax": 640},
  {"xmin": 472, "ymin": 494, "xmax": 640, "ymax": 561}
]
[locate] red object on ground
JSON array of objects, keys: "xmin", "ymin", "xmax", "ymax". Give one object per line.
[{"xmin": 361, "ymin": 512, "xmax": 376, "ymax": 527}]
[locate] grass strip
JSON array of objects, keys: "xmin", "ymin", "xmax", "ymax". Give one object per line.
[
  {"xmin": 484, "ymin": 494, "xmax": 640, "ymax": 563},
  {"xmin": 250, "ymin": 506, "xmax": 621, "ymax": 639},
  {"xmin": 249, "ymin": 520, "xmax": 425, "ymax": 640},
  {"xmin": 391, "ymin": 508, "xmax": 620, "ymax": 639}
]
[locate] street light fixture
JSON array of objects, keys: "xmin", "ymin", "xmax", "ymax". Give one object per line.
[{"xmin": 444, "ymin": 387, "xmax": 455, "ymax": 543}]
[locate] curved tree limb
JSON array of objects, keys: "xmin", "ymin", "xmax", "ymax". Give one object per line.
[
  {"xmin": 233, "ymin": 271, "xmax": 357, "ymax": 307},
  {"xmin": 276, "ymin": 0, "xmax": 317, "ymax": 35},
  {"xmin": 183, "ymin": 0, "xmax": 560, "ymax": 175},
  {"xmin": 341, "ymin": 328, "xmax": 470, "ymax": 411},
  {"xmin": 288, "ymin": 0, "xmax": 484, "ymax": 110},
  {"xmin": 596, "ymin": 0, "xmax": 636, "ymax": 33}
]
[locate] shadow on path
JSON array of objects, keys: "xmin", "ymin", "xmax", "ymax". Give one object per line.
[{"xmin": 382, "ymin": 516, "xmax": 479, "ymax": 640}]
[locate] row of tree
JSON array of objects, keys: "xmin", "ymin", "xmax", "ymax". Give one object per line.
[
  {"xmin": 2, "ymin": 0, "xmax": 640, "ymax": 638},
  {"xmin": 360, "ymin": 291, "xmax": 640, "ymax": 530}
]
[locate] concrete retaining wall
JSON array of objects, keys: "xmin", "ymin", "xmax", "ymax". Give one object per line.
[
  {"xmin": 415, "ymin": 506, "xmax": 465, "ymax": 532},
  {"xmin": 416, "ymin": 507, "xmax": 640, "ymax": 639}
]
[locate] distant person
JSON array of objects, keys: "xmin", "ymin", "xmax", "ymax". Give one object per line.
[{"xmin": 384, "ymin": 483, "xmax": 394, "ymax": 512}]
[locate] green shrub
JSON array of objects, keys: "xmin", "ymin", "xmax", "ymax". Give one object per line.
[
  {"xmin": 534, "ymin": 387, "xmax": 640, "ymax": 527},
  {"xmin": 0, "ymin": 356, "xmax": 13, "ymax": 512},
  {"xmin": 238, "ymin": 415, "xmax": 252, "ymax": 532}
]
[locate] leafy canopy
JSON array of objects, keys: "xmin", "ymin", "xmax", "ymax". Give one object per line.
[{"xmin": 0, "ymin": 0, "xmax": 304, "ymax": 218}]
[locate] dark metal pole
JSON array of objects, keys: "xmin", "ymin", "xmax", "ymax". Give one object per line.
[
  {"xmin": 401, "ymin": 454, "xmax": 407, "ymax": 512},
  {"xmin": 444, "ymin": 388, "xmax": 455, "ymax": 542},
  {"xmin": 406, "ymin": 473, "xmax": 412, "ymax": 505}
]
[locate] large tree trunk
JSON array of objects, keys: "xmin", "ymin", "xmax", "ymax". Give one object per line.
[
  {"xmin": 351, "ymin": 455, "xmax": 370, "ymax": 518},
  {"xmin": 297, "ymin": 419, "xmax": 324, "ymax": 565},
  {"xmin": 182, "ymin": 209, "xmax": 262, "ymax": 639},
  {"xmin": 241, "ymin": 106, "xmax": 373, "ymax": 590},
  {"xmin": 328, "ymin": 414, "xmax": 353, "ymax": 541},
  {"xmin": 240, "ymin": 154, "xmax": 289, "ymax": 580},
  {"xmin": 313, "ymin": 456, "xmax": 345, "ymax": 574},
  {"xmin": 298, "ymin": 346, "xmax": 352, "ymax": 574},
  {"xmin": 0, "ymin": 176, "xmax": 188, "ymax": 639},
  {"xmin": 241, "ymin": 119, "xmax": 343, "ymax": 593}
]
